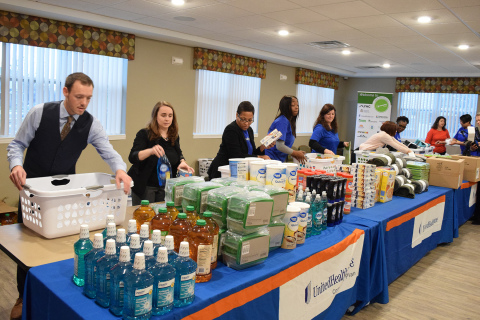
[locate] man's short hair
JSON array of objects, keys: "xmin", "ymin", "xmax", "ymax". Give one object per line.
[
  {"xmin": 396, "ymin": 116, "xmax": 409, "ymax": 124},
  {"xmin": 65, "ymin": 73, "xmax": 94, "ymax": 91},
  {"xmin": 460, "ymin": 114, "xmax": 472, "ymax": 124}
]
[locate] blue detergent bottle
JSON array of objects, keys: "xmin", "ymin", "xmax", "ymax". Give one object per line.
[
  {"xmin": 104, "ymin": 222, "xmax": 117, "ymax": 248},
  {"xmin": 116, "ymin": 229, "xmax": 127, "ymax": 257},
  {"xmin": 164, "ymin": 235, "xmax": 178, "ymax": 263},
  {"xmin": 73, "ymin": 224, "xmax": 93, "ymax": 286},
  {"xmin": 157, "ymin": 155, "xmax": 172, "ymax": 187},
  {"xmin": 143, "ymin": 240, "xmax": 157, "ymax": 270},
  {"xmin": 149, "ymin": 247, "xmax": 176, "ymax": 316},
  {"xmin": 102, "ymin": 214, "xmax": 115, "ymax": 239},
  {"xmin": 126, "ymin": 219, "xmax": 137, "ymax": 246},
  {"xmin": 151, "ymin": 230, "xmax": 165, "ymax": 257},
  {"xmin": 123, "ymin": 253, "xmax": 154, "ymax": 320},
  {"xmin": 129, "ymin": 234, "xmax": 142, "ymax": 260},
  {"xmin": 96, "ymin": 239, "xmax": 119, "ymax": 308},
  {"xmin": 84, "ymin": 233, "xmax": 105, "ymax": 299},
  {"xmin": 171, "ymin": 241, "xmax": 197, "ymax": 307},
  {"xmin": 109, "ymin": 246, "xmax": 133, "ymax": 317}
]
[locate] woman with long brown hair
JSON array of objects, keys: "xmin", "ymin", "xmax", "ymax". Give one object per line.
[
  {"xmin": 309, "ymin": 104, "xmax": 349, "ymax": 155},
  {"xmin": 128, "ymin": 101, "xmax": 193, "ymax": 205}
]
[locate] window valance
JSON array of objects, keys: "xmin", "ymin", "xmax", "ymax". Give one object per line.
[
  {"xmin": 295, "ymin": 68, "xmax": 339, "ymax": 90},
  {"xmin": 396, "ymin": 77, "xmax": 480, "ymax": 94}
]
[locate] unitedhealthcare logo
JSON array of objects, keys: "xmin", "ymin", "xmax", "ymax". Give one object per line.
[{"xmin": 305, "ymin": 281, "xmax": 312, "ymax": 304}]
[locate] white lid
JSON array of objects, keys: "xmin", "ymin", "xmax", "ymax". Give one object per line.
[
  {"xmin": 305, "ymin": 196, "xmax": 311, "ymax": 202},
  {"xmin": 151, "ymin": 230, "xmax": 161, "ymax": 244},
  {"xmin": 106, "ymin": 214, "xmax": 115, "ymax": 225},
  {"xmin": 286, "ymin": 205, "xmax": 301, "ymax": 213},
  {"xmin": 266, "ymin": 164, "xmax": 287, "ymax": 169},
  {"xmin": 165, "ymin": 235, "xmax": 174, "ymax": 250},
  {"xmin": 105, "ymin": 239, "xmax": 116, "ymax": 255},
  {"xmin": 130, "ymin": 234, "xmax": 141, "ymax": 249},
  {"xmin": 116, "ymin": 229, "xmax": 126, "ymax": 243},
  {"xmin": 119, "ymin": 246, "xmax": 130, "ymax": 262},
  {"xmin": 143, "ymin": 240, "xmax": 154, "ymax": 256},
  {"xmin": 133, "ymin": 253, "xmax": 145, "ymax": 270},
  {"xmin": 290, "ymin": 201, "xmax": 310, "ymax": 209},
  {"xmin": 128, "ymin": 220, "xmax": 137, "ymax": 233},
  {"xmin": 107, "ymin": 222, "xmax": 116, "ymax": 237},
  {"xmin": 322, "ymin": 191, "xmax": 327, "ymax": 196},
  {"xmin": 157, "ymin": 247, "xmax": 168, "ymax": 264},
  {"xmin": 286, "ymin": 163, "xmax": 298, "ymax": 168},
  {"xmin": 179, "ymin": 241, "xmax": 190, "ymax": 257},
  {"xmin": 79, "ymin": 224, "xmax": 89, "ymax": 239},
  {"xmin": 93, "ymin": 233, "xmax": 103, "ymax": 249},
  {"xmin": 140, "ymin": 224, "xmax": 150, "ymax": 238}
]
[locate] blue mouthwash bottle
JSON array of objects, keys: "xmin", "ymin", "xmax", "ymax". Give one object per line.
[
  {"xmin": 84, "ymin": 233, "xmax": 105, "ymax": 299},
  {"xmin": 73, "ymin": 224, "xmax": 93, "ymax": 286},
  {"xmin": 139, "ymin": 224, "xmax": 150, "ymax": 250},
  {"xmin": 321, "ymin": 191, "xmax": 328, "ymax": 230},
  {"xmin": 104, "ymin": 222, "xmax": 117, "ymax": 248},
  {"xmin": 126, "ymin": 219, "xmax": 137, "ymax": 246},
  {"xmin": 116, "ymin": 228, "xmax": 127, "ymax": 256},
  {"xmin": 102, "ymin": 214, "xmax": 115, "ymax": 239},
  {"xmin": 143, "ymin": 240, "xmax": 157, "ymax": 270},
  {"xmin": 149, "ymin": 247, "xmax": 176, "ymax": 316},
  {"xmin": 129, "ymin": 234, "xmax": 142, "ymax": 260},
  {"xmin": 157, "ymin": 155, "xmax": 172, "ymax": 187},
  {"xmin": 164, "ymin": 235, "xmax": 178, "ymax": 263},
  {"xmin": 151, "ymin": 230, "xmax": 165, "ymax": 257},
  {"xmin": 96, "ymin": 239, "xmax": 119, "ymax": 308},
  {"xmin": 123, "ymin": 253, "xmax": 154, "ymax": 320},
  {"xmin": 109, "ymin": 246, "xmax": 132, "ymax": 317},
  {"xmin": 313, "ymin": 194, "xmax": 323, "ymax": 236},
  {"xmin": 171, "ymin": 241, "xmax": 197, "ymax": 307}
]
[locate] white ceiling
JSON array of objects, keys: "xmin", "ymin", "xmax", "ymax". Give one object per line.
[{"xmin": 3, "ymin": 0, "xmax": 480, "ymax": 77}]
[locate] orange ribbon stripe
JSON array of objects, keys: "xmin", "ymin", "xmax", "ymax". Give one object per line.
[{"xmin": 461, "ymin": 181, "xmax": 476, "ymax": 189}]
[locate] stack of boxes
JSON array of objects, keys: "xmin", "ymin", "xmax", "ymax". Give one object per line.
[
  {"xmin": 351, "ymin": 163, "xmax": 376, "ymax": 209},
  {"xmin": 376, "ymin": 167, "xmax": 397, "ymax": 203}
]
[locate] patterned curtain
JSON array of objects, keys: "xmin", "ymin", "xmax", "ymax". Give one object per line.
[
  {"xmin": 193, "ymin": 47, "xmax": 267, "ymax": 79},
  {"xmin": 295, "ymin": 68, "xmax": 339, "ymax": 90},
  {"xmin": 396, "ymin": 77, "xmax": 480, "ymax": 94},
  {"xmin": 0, "ymin": 10, "xmax": 135, "ymax": 60}
]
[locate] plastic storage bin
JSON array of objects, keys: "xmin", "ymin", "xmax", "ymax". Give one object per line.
[{"xmin": 20, "ymin": 173, "xmax": 131, "ymax": 239}]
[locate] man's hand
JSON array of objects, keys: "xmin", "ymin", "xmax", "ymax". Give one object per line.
[
  {"xmin": 9, "ymin": 166, "xmax": 26, "ymax": 191},
  {"xmin": 115, "ymin": 170, "xmax": 132, "ymax": 194}
]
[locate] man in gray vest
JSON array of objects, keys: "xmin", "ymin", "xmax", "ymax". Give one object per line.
[{"xmin": 7, "ymin": 72, "xmax": 132, "ymax": 319}]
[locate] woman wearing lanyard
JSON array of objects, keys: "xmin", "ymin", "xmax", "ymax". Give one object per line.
[
  {"xmin": 309, "ymin": 104, "xmax": 349, "ymax": 155},
  {"xmin": 265, "ymin": 95, "xmax": 306, "ymax": 163},
  {"xmin": 451, "ymin": 114, "xmax": 478, "ymax": 155},
  {"xmin": 208, "ymin": 101, "xmax": 272, "ymax": 179},
  {"xmin": 425, "ymin": 116, "xmax": 450, "ymax": 155}
]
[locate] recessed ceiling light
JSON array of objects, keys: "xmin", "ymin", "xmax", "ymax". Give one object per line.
[
  {"xmin": 342, "ymin": 49, "xmax": 351, "ymax": 55},
  {"xmin": 278, "ymin": 30, "xmax": 289, "ymax": 36},
  {"xmin": 417, "ymin": 16, "xmax": 432, "ymax": 23},
  {"xmin": 171, "ymin": 0, "xmax": 185, "ymax": 6},
  {"xmin": 383, "ymin": 63, "xmax": 391, "ymax": 68},
  {"xmin": 458, "ymin": 44, "xmax": 470, "ymax": 50}
]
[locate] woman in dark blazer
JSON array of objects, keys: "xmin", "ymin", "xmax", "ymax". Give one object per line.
[
  {"xmin": 128, "ymin": 101, "xmax": 194, "ymax": 205},
  {"xmin": 208, "ymin": 101, "xmax": 272, "ymax": 179}
]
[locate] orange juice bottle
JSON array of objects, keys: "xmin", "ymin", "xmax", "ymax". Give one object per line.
[
  {"xmin": 184, "ymin": 206, "xmax": 199, "ymax": 227},
  {"xmin": 166, "ymin": 201, "xmax": 179, "ymax": 221},
  {"xmin": 188, "ymin": 219, "xmax": 213, "ymax": 283},
  {"xmin": 133, "ymin": 200, "xmax": 155, "ymax": 233},
  {"xmin": 150, "ymin": 207, "xmax": 172, "ymax": 243},
  {"xmin": 202, "ymin": 212, "xmax": 220, "ymax": 270},
  {"xmin": 169, "ymin": 213, "xmax": 192, "ymax": 252}
]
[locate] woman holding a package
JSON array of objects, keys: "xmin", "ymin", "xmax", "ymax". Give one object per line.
[
  {"xmin": 309, "ymin": 103, "xmax": 349, "ymax": 155},
  {"xmin": 208, "ymin": 101, "xmax": 272, "ymax": 179},
  {"xmin": 425, "ymin": 116, "xmax": 450, "ymax": 155},
  {"xmin": 128, "ymin": 101, "xmax": 194, "ymax": 205},
  {"xmin": 359, "ymin": 121, "xmax": 412, "ymax": 154},
  {"xmin": 265, "ymin": 95, "xmax": 307, "ymax": 163}
]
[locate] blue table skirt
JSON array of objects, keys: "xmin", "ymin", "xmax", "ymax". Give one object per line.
[
  {"xmin": 453, "ymin": 182, "xmax": 477, "ymax": 237},
  {"xmin": 23, "ymin": 221, "xmax": 387, "ymax": 320},
  {"xmin": 346, "ymin": 186, "xmax": 454, "ymax": 284}
]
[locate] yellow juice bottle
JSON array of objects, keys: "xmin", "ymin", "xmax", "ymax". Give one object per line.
[
  {"xmin": 169, "ymin": 213, "xmax": 192, "ymax": 252},
  {"xmin": 133, "ymin": 200, "xmax": 155, "ymax": 233},
  {"xmin": 184, "ymin": 206, "xmax": 199, "ymax": 228},
  {"xmin": 150, "ymin": 207, "xmax": 172, "ymax": 243},
  {"xmin": 202, "ymin": 212, "xmax": 220, "ymax": 270},
  {"xmin": 188, "ymin": 219, "xmax": 213, "ymax": 283},
  {"xmin": 166, "ymin": 201, "xmax": 179, "ymax": 221}
]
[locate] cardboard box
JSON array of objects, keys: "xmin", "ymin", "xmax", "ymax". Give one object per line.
[
  {"xmin": 450, "ymin": 155, "xmax": 480, "ymax": 182},
  {"xmin": 378, "ymin": 167, "xmax": 396, "ymax": 203},
  {"xmin": 426, "ymin": 158, "xmax": 464, "ymax": 189}
]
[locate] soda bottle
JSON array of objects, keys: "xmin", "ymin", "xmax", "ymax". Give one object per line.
[
  {"xmin": 102, "ymin": 214, "xmax": 115, "ymax": 239},
  {"xmin": 188, "ymin": 219, "xmax": 213, "ymax": 283},
  {"xmin": 115, "ymin": 229, "xmax": 127, "ymax": 256},
  {"xmin": 171, "ymin": 241, "xmax": 197, "ymax": 307},
  {"xmin": 157, "ymin": 155, "xmax": 172, "ymax": 187},
  {"xmin": 151, "ymin": 229, "xmax": 165, "ymax": 257},
  {"xmin": 109, "ymin": 246, "xmax": 133, "ymax": 317},
  {"xmin": 129, "ymin": 234, "xmax": 142, "ymax": 260},
  {"xmin": 73, "ymin": 224, "xmax": 93, "ymax": 286},
  {"xmin": 150, "ymin": 207, "xmax": 172, "ymax": 243},
  {"xmin": 202, "ymin": 212, "xmax": 219, "ymax": 270},
  {"xmin": 164, "ymin": 235, "xmax": 178, "ymax": 263},
  {"xmin": 313, "ymin": 194, "xmax": 323, "ymax": 236},
  {"xmin": 84, "ymin": 233, "xmax": 105, "ymax": 299},
  {"xmin": 166, "ymin": 201, "xmax": 179, "ymax": 221},
  {"xmin": 103, "ymin": 222, "xmax": 116, "ymax": 248},
  {"xmin": 139, "ymin": 224, "xmax": 150, "ymax": 249},
  {"xmin": 133, "ymin": 200, "xmax": 155, "ymax": 233},
  {"xmin": 126, "ymin": 219, "xmax": 137, "ymax": 245},
  {"xmin": 96, "ymin": 239, "xmax": 118, "ymax": 308},
  {"xmin": 123, "ymin": 253, "xmax": 154, "ymax": 319},
  {"xmin": 169, "ymin": 213, "xmax": 192, "ymax": 252},
  {"xmin": 149, "ymin": 247, "xmax": 176, "ymax": 316},
  {"xmin": 184, "ymin": 206, "xmax": 198, "ymax": 227},
  {"xmin": 143, "ymin": 240, "xmax": 157, "ymax": 270}
]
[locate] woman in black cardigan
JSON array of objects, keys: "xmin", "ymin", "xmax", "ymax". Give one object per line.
[
  {"xmin": 208, "ymin": 101, "xmax": 272, "ymax": 179},
  {"xmin": 128, "ymin": 101, "xmax": 194, "ymax": 205}
]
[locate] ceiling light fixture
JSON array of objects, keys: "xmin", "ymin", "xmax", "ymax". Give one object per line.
[
  {"xmin": 383, "ymin": 63, "xmax": 391, "ymax": 68},
  {"xmin": 458, "ymin": 44, "xmax": 469, "ymax": 50},
  {"xmin": 342, "ymin": 49, "xmax": 351, "ymax": 55},
  {"xmin": 171, "ymin": 0, "xmax": 185, "ymax": 6},
  {"xmin": 417, "ymin": 16, "xmax": 432, "ymax": 23},
  {"xmin": 278, "ymin": 30, "xmax": 289, "ymax": 36}
]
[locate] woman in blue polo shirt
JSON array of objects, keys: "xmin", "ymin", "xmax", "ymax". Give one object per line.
[
  {"xmin": 309, "ymin": 104, "xmax": 349, "ymax": 154},
  {"xmin": 452, "ymin": 114, "xmax": 479, "ymax": 156},
  {"xmin": 265, "ymin": 95, "xmax": 306, "ymax": 163}
]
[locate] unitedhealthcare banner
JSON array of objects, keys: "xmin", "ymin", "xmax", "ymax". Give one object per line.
[
  {"xmin": 354, "ymin": 92, "xmax": 393, "ymax": 149},
  {"xmin": 279, "ymin": 232, "xmax": 364, "ymax": 320}
]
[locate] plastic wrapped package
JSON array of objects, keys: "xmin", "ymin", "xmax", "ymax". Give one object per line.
[
  {"xmin": 227, "ymin": 191, "xmax": 273, "ymax": 228},
  {"xmin": 222, "ymin": 229, "xmax": 270, "ymax": 270},
  {"xmin": 217, "ymin": 228, "xmax": 227, "ymax": 258},
  {"xmin": 250, "ymin": 185, "xmax": 289, "ymax": 217},
  {"xmin": 267, "ymin": 220, "xmax": 285, "ymax": 251},
  {"xmin": 230, "ymin": 180, "xmax": 263, "ymax": 190},
  {"xmin": 205, "ymin": 187, "xmax": 247, "ymax": 228},
  {"xmin": 180, "ymin": 181, "xmax": 222, "ymax": 214},
  {"xmin": 165, "ymin": 176, "xmax": 205, "ymax": 209},
  {"xmin": 210, "ymin": 177, "xmax": 238, "ymax": 186}
]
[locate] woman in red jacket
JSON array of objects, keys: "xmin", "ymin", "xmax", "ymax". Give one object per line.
[{"xmin": 425, "ymin": 116, "xmax": 450, "ymax": 155}]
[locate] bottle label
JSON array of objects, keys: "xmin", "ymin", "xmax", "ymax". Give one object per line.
[
  {"xmin": 174, "ymin": 186, "xmax": 185, "ymax": 206},
  {"xmin": 74, "ymin": 253, "xmax": 79, "ymax": 277},
  {"xmin": 134, "ymin": 285, "xmax": 153, "ymax": 316},
  {"xmin": 307, "ymin": 213, "xmax": 312, "ymax": 228},
  {"xmin": 118, "ymin": 281, "xmax": 125, "ymax": 307},
  {"xmin": 100, "ymin": 272, "xmax": 111, "ymax": 295},
  {"xmin": 180, "ymin": 272, "xmax": 196, "ymax": 299},
  {"xmin": 201, "ymin": 191, "xmax": 209, "ymax": 212},
  {"xmin": 156, "ymin": 279, "xmax": 174, "ymax": 307},
  {"xmin": 196, "ymin": 244, "xmax": 212, "ymax": 275},
  {"xmin": 211, "ymin": 235, "xmax": 218, "ymax": 263}
]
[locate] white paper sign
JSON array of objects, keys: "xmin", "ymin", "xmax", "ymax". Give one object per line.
[{"xmin": 411, "ymin": 202, "xmax": 445, "ymax": 248}]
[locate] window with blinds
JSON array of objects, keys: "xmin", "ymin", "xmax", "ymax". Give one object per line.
[
  {"xmin": 397, "ymin": 92, "xmax": 478, "ymax": 140},
  {"xmin": 0, "ymin": 42, "xmax": 127, "ymax": 138},
  {"xmin": 295, "ymin": 84, "xmax": 335, "ymax": 134}
]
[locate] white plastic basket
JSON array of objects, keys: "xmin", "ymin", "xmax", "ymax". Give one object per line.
[
  {"xmin": 20, "ymin": 173, "xmax": 130, "ymax": 239},
  {"xmin": 354, "ymin": 150, "xmax": 372, "ymax": 164}
]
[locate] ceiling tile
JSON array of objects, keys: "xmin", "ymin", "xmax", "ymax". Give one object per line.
[
  {"xmin": 92, "ymin": 6, "xmax": 148, "ymax": 20},
  {"xmin": 152, "ymin": 0, "xmax": 218, "ymax": 10},
  {"xmin": 191, "ymin": 20, "xmax": 245, "ymax": 33},
  {"xmin": 441, "ymin": 0, "xmax": 480, "ymax": 8},
  {"xmin": 154, "ymin": 10, "xmax": 218, "ymax": 25},
  {"xmin": 310, "ymin": 1, "xmax": 383, "ymax": 19},
  {"xmin": 360, "ymin": 25, "xmax": 420, "ymax": 38},
  {"xmin": 321, "ymin": 29, "xmax": 372, "ymax": 41},
  {"xmin": 263, "ymin": 8, "xmax": 329, "ymax": 24},
  {"xmin": 339, "ymin": 15, "xmax": 403, "ymax": 29},
  {"xmin": 362, "ymin": 0, "xmax": 444, "ymax": 14},
  {"xmin": 410, "ymin": 22, "xmax": 472, "ymax": 35},
  {"xmin": 288, "ymin": 0, "xmax": 357, "ymax": 7},
  {"xmin": 225, "ymin": 0, "xmax": 301, "ymax": 14},
  {"xmin": 40, "ymin": 0, "xmax": 105, "ymax": 12},
  {"xmin": 389, "ymin": 9, "xmax": 459, "ymax": 26},
  {"xmin": 295, "ymin": 20, "xmax": 352, "ymax": 35},
  {"xmin": 449, "ymin": 5, "xmax": 480, "ymax": 21},
  {"xmin": 113, "ymin": 0, "xmax": 175, "ymax": 16},
  {"xmin": 227, "ymin": 15, "xmax": 287, "ymax": 28},
  {"xmin": 379, "ymin": 35, "xmax": 430, "ymax": 46},
  {"xmin": 425, "ymin": 33, "xmax": 480, "ymax": 46},
  {"xmin": 81, "ymin": 0, "xmax": 127, "ymax": 5},
  {"xmin": 180, "ymin": 3, "xmax": 253, "ymax": 20}
]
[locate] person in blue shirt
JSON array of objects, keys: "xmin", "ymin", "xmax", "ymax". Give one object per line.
[
  {"xmin": 265, "ymin": 95, "xmax": 306, "ymax": 163},
  {"xmin": 394, "ymin": 116, "xmax": 409, "ymax": 142},
  {"xmin": 309, "ymin": 104, "xmax": 349, "ymax": 154},
  {"xmin": 451, "ymin": 114, "xmax": 479, "ymax": 156}
]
